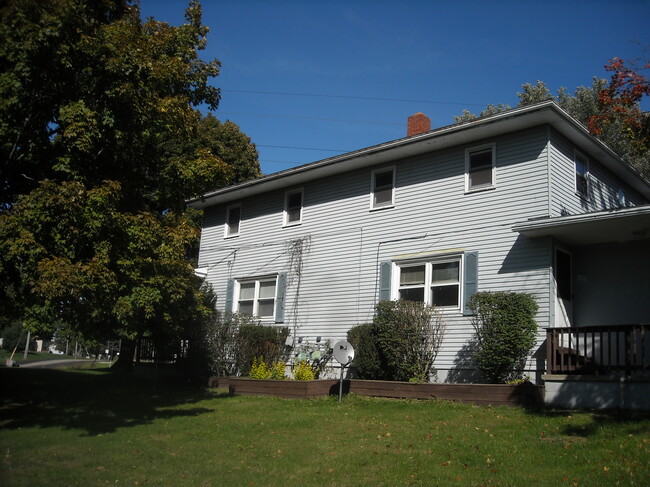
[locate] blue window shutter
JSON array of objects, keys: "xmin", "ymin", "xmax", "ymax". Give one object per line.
[
  {"xmin": 379, "ymin": 261, "xmax": 392, "ymax": 302},
  {"xmin": 225, "ymin": 278, "xmax": 235, "ymax": 314},
  {"xmin": 275, "ymin": 272, "xmax": 287, "ymax": 323},
  {"xmin": 463, "ymin": 251, "xmax": 479, "ymax": 315}
]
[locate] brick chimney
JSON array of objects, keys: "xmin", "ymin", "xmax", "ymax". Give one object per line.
[{"xmin": 407, "ymin": 112, "xmax": 430, "ymax": 136}]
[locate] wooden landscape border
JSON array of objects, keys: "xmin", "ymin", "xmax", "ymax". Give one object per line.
[{"xmin": 212, "ymin": 377, "xmax": 543, "ymax": 407}]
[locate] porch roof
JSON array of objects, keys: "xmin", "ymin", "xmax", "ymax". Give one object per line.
[{"xmin": 512, "ymin": 204, "xmax": 650, "ymax": 246}]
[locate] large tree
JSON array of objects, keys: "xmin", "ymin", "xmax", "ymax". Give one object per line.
[{"xmin": 0, "ymin": 0, "xmax": 258, "ymax": 369}]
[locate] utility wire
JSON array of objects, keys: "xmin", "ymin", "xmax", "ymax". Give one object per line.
[
  {"xmin": 222, "ymin": 89, "xmax": 486, "ymax": 107},
  {"xmin": 218, "ymin": 111, "xmax": 402, "ymax": 126}
]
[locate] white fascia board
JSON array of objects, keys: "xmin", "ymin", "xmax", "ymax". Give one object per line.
[{"xmin": 187, "ymin": 101, "xmax": 650, "ymax": 209}]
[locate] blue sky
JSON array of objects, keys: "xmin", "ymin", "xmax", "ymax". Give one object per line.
[{"xmin": 140, "ymin": 0, "xmax": 650, "ymax": 176}]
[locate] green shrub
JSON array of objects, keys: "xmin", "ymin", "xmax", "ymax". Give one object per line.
[
  {"xmin": 348, "ymin": 300, "xmax": 445, "ymax": 382},
  {"xmin": 347, "ymin": 322, "xmax": 384, "ymax": 380},
  {"xmin": 249, "ymin": 357, "xmax": 286, "ymax": 380},
  {"xmin": 468, "ymin": 291, "xmax": 539, "ymax": 384},
  {"xmin": 235, "ymin": 322, "xmax": 289, "ymax": 376},
  {"xmin": 292, "ymin": 360, "xmax": 316, "ymax": 381}
]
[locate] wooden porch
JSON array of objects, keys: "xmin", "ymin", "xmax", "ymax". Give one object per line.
[{"xmin": 546, "ymin": 324, "xmax": 650, "ymax": 376}]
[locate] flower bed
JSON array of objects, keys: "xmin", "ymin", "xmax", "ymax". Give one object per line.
[
  {"xmin": 212, "ymin": 376, "xmax": 543, "ymax": 407},
  {"xmin": 227, "ymin": 377, "xmax": 338, "ymax": 399}
]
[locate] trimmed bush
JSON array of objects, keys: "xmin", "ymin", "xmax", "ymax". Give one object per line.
[
  {"xmin": 292, "ymin": 361, "xmax": 316, "ymax": 381},
  {"xmin": 235, "ymin": 322, "xmax": 289, "ymax": 376},
  {"xmin": 468, "ymin": 291, "xmax": 539, "ymax": 384},
  {"xmin": 347, "ymin": 322, "xmax": 384, "ymax": 380},
  {"xmin": 249, "ymin": 357, "xmax": 286, "ymax": 380},
  {"xmin": 348, "ymin": 300, "xmax": 445, "ymax": 382}
]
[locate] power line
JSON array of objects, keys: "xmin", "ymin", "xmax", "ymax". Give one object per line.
[
  {"xmin": 222, "ymin": 89, "xmax": 486, "ymax": 107},
  {"xmin": 218, "ymin": 111, "xmax": 402, "ymax": 126},
  {"xmin": 257, "ymin": 144, "xmax": 350, "ymax": 152}
]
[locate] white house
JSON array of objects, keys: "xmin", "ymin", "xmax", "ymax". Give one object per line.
[{"xmin": 189, "ymin": 101, "xmax": 650, "ymax": 400}]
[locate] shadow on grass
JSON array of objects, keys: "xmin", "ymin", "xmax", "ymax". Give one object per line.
[
  {"xmin": 526, "ymin": 407, "xmax": 650, "ymax": 438},
  {"xmin": 0, "ymin": 367, "xmax": 229, "ymax": 436}
]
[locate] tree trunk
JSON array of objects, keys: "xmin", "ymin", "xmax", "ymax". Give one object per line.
[{"xmin": 113, "ymin": 338, "xmax": 136, "ymax": 372}]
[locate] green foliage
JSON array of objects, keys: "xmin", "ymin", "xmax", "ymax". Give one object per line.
[
  {"xmin": 468, "ymin": 291, "xmax": 539, "ymax": 384},
  {"xmin": 249, "ymin": 357, "xmax": 286, "ymax": 380},
  {"xmin": 291, "ymin": 361, "xmax": 316, "ymax": 381},
  {"xmin": 0, "ymin": 1, "xmax": 260, "ymax": 376},
  {"xmin": 235, "ymin": 322, "xmax": 289, "ymax": 376},
  {"xmin": 0, "ymin": 321, "xmax": 32, "ymax": 351},
  {"xmin": 347, "ymin": 323, "xmax": 384, "ymax": 380},
  {"xmin": 348, "ymin": 300, "xmax": 445, "ymax": 382}
]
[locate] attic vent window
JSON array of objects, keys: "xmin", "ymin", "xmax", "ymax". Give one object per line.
[
  {"xmin": 225, "ymin": 204, "xmax": 241, "ymax": 238},
  {"xmin": 465, "ymin": 144, "xmax": 496, "ymax": 192},
  {"xmin": 284, "ymin": 189, "xmax": 303, "ymax": 226},
  {"xmin": 371, "ymin": 167, "xmax": 395, "ymax": 209}
]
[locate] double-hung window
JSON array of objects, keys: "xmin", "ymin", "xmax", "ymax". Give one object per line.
[
  {"xmin": 224, "ymin": 203, "xmax": 241, "ymax": 238},
  {"xmin": 465, "ymin": 144, "xmax": 496, "ymax": 192},
  {"xmin": 575, "ymin": 151, "xmax": 589, "ymax": 198},
  {"xmin": 284, "ymin": 189, "xmax": 303, "ymax": 226},
  {"xmin": 237, "ymin": 277, "xmax": 277, "ymax": 318},
  {"xmin": 397, "ymin": 257, "xmax": 462, "ymax": 309},
  {"xmin": 371, "ymin": 167, "xmax": 395, "ymax": 209}
]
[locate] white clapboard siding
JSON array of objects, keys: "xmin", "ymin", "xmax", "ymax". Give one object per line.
[
  {"xmin": 549, "ymin": 128, "xmax": 645, "ymax": 216},
  {"xmin": 196, "ymin": 123, "xmax": 642, "ymax": 382}
]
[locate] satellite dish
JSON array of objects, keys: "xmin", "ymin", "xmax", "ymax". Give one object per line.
[{"xmin": 333, "ymin": 340, "xmax": 355, "ymax": 365}]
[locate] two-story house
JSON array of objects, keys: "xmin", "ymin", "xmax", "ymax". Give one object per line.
[{"xmin": 188, "ymin": 101, "xmax": 650, "ymax": 396}]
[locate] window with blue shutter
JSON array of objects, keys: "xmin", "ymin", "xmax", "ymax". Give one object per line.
[
  {"xmin": 225, "ymin": 278, "xmax": 235, "ymax": 314},
  {"xmin": 463, "ymin": 251, "xmax": 479, "ymax": 315},
  {"xmin": 274, "ymin": 273, "xmax": 287, "ymax": 323},
  {"xmin": 379, "ymin": 261, "xmax": 392, "ymax": 301}
]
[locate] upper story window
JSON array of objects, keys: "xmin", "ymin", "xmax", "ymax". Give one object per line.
[
  {"xmin": 465, "ymin": 144, "xmax": 496, "ymax": 192},
  {"xmin": 575, "ymin": 151, "xmax": 589, "ymax": 198},
  {"xmin": 224, "ymin": 203, "xmax": 241, "ymax": 238},
  {"xmin": 397, "ymin": 257, "xmax": 462, "ymax": 309},
  {"xmin": 371, "ymin": 167, "xmax": 395, "ymax": 209},
  {"xmin": 236, "ymin": 277, "xmax": 277, "ymax": 318},
  {"xmin": 284, "ymin": 189, "xmax": 303, "ymax": 226}
]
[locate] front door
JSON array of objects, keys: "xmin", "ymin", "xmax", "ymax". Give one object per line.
[{"xmin": 554, "ymin": 248, "xmax": 573, "ymax": 327}]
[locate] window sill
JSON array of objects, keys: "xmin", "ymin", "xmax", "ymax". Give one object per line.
[
  {"xmin": 370, "ymin": 204, "xmax": 395, "ymax": 212},
  {"xmin": 224, "ymin": 234, "xmax": 240, "ymax": 239},
  {"xmin": 282, "ymin": 221, "xmax": 302, "ymax": 228},
  {"xmin": 465, "ymin": 185, "xmax": 495, "ymax": 195},
  {"xmin": 574, "ymin": 191, "xmax": 589, "ymax": 201}
]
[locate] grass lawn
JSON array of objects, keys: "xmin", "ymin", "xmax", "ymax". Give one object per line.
[
  {"xmin": 1, "ymin": 368, "xmax": 648, "ymax": 487},
  {"xmin": 1, "ymin": 349, "xmax": 75, "ymax": 364}
]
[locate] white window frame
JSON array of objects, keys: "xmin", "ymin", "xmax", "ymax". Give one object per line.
[
  {"xmin": 283, "ymin": 188, "xmax": 304, "ymax": 227},
  {"xmin": 234, "ymin": 275, "xmax": 278, "ymax": 318},
  {"xmin": 393, "ymin": 255, "xmax": 463, "ymax": 311},
  {"xmin": 224, "ymin": 203, "xmax": 242, "ymax": 238},
  {"xmin": 574, "ymin": 150, "xmax": 589, "ymax": 199},
  {"xmin": 370, "ymin": 166, "xmax": 396, "ymax": 210},
  {"xmin": 465, "ymin": 143, "xmax": 496, "ymax": 193}
]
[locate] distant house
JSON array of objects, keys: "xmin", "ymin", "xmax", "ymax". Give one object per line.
[{"xmin": 189, "ymin": 101, "xmax": 650, "ymax": 406}]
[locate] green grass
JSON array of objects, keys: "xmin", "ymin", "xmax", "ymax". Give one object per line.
[
  {"xmin": 1, "ymin": 349, "xmax": 74, "ymax": 364},
  {"xmin": 1, "ymin": 368, "xmax": 648, "ymax": 487}
]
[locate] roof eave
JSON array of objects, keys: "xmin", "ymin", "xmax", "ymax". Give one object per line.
[{"xmin": 187, "ymin": 101, "xmax": 650, "ymax": 209}]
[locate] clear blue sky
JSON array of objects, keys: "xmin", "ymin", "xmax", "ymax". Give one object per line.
[{"xmin": 140, "ymin": 0, "xmax": 650, "ymax": 176}]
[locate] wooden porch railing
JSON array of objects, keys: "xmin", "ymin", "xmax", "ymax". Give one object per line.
[{"xmin": 546, "ymin": 324, "xmax": 650, "ymax": 375}]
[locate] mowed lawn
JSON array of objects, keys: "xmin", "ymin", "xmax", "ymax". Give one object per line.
[{"xmin": 1, "ymin": 368, "xmax": 648, "ymax": 487}]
